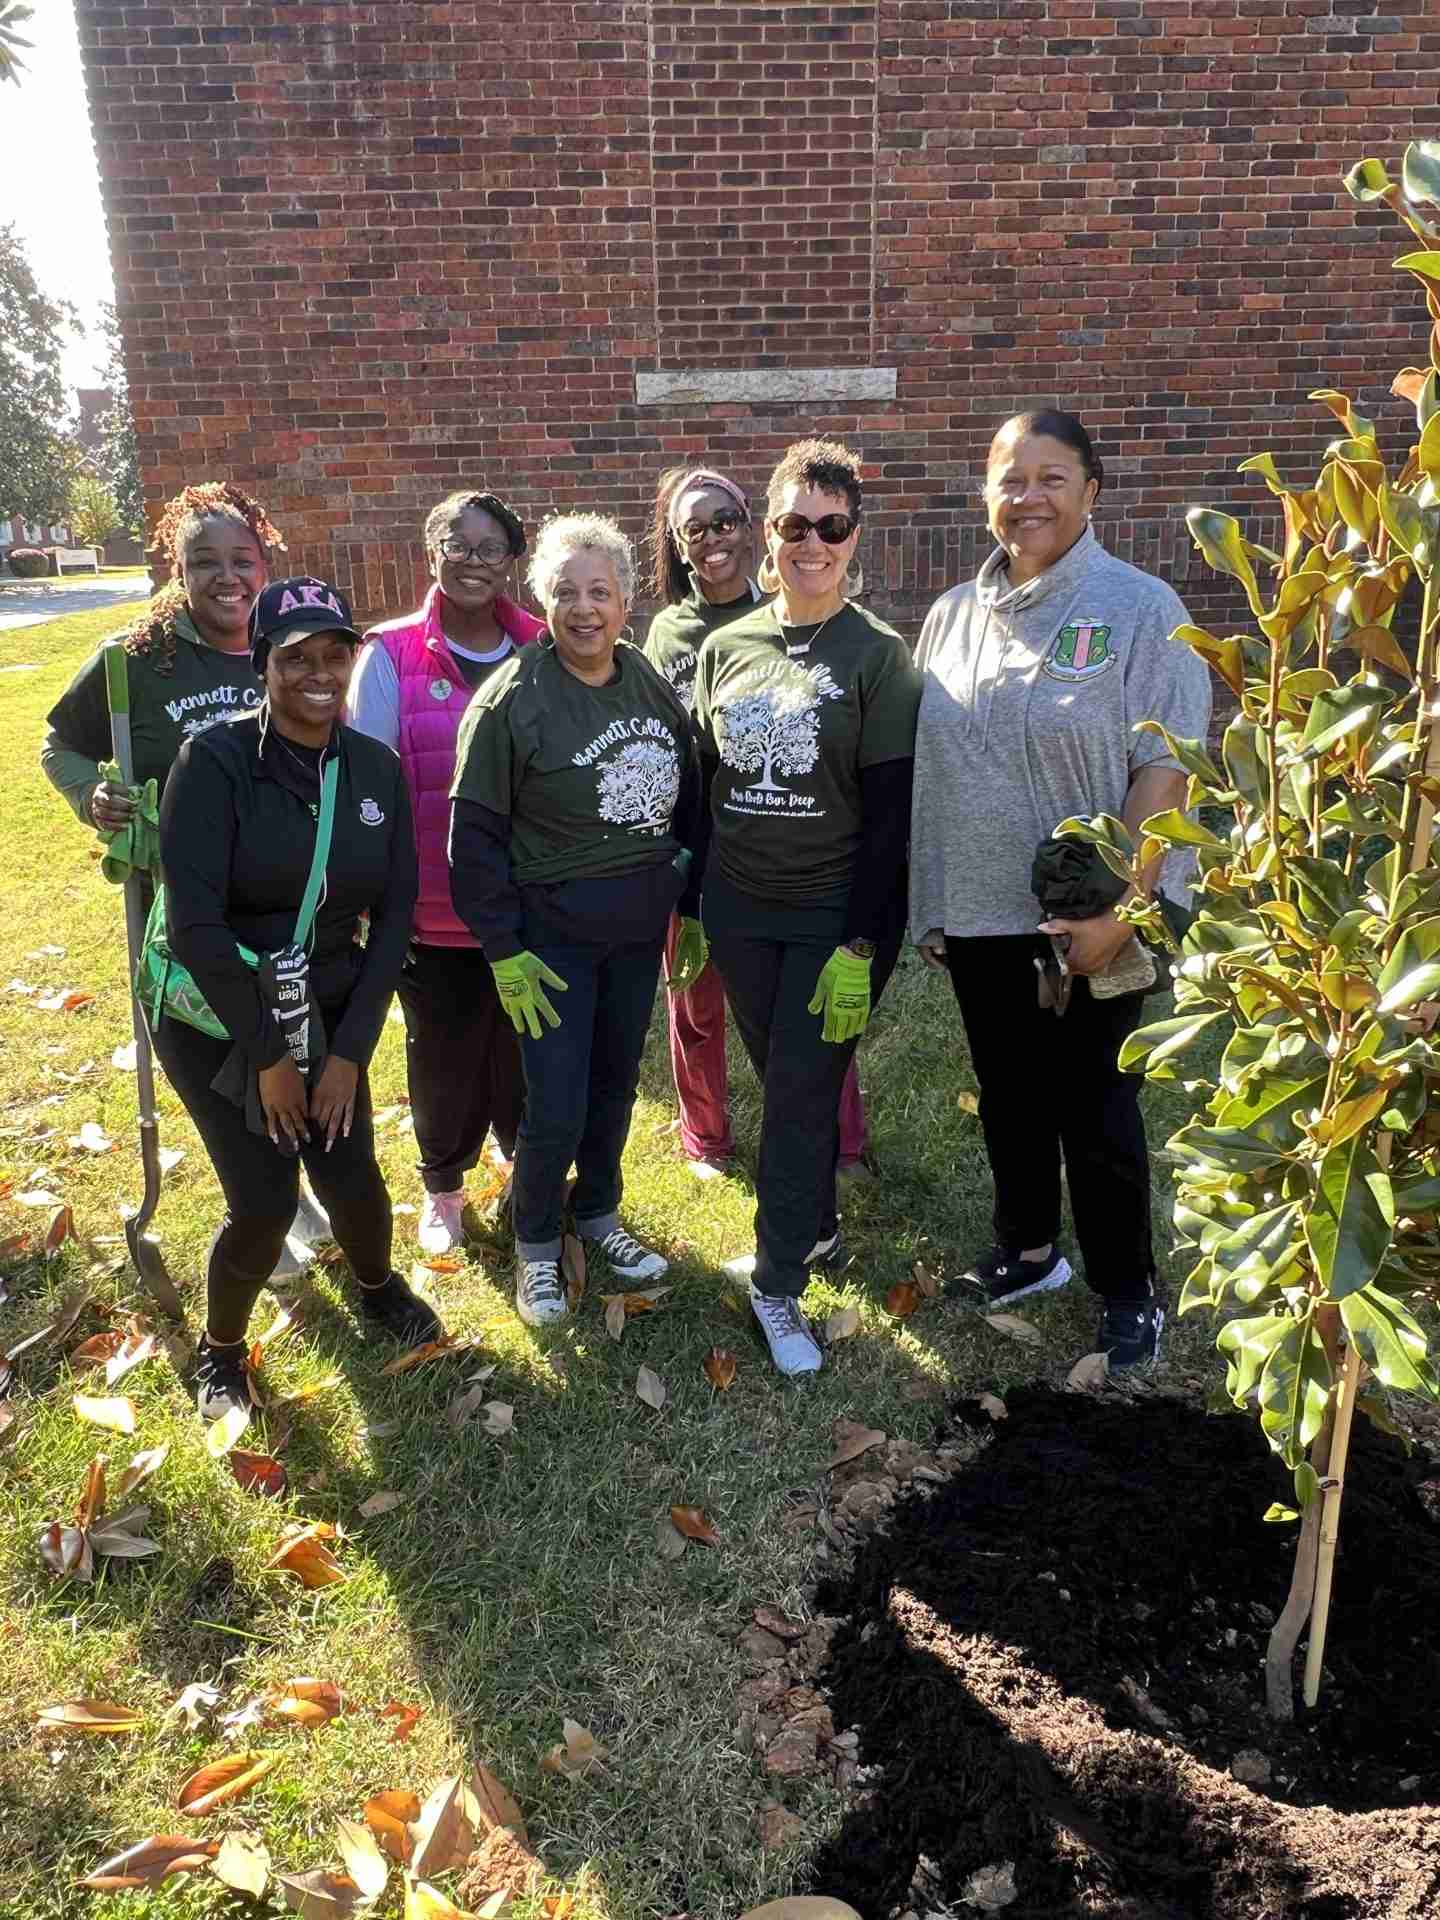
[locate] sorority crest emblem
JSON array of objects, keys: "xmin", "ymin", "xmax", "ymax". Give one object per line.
[
  {"xmin": 359, "ymin": 797, "xmax": 385, "ymax": 826},
  {"xmin": 1043, "ymin": 619, "xmax": 1115, "ymax": 683},
  {"xmin": 429, "ymin": 677, "xmax": 453, "ymax": 701}
]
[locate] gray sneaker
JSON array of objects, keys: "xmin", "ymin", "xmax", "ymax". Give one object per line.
[
  {"xmin": 584, "ymin": 1226, "xmax": 668, "ymax": 1282},
  {"xmin": 515, "ymin": 1258, "xmax": 568, "ymax": 1328},
  {"xmin": 750, "ymin": 1286, "xmax": 823, "ymax": 1377}
]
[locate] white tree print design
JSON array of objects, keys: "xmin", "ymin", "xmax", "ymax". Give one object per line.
[
  {"xmin": 718, "ymin": 688, "xmax": 820, "ymax": 792},
  {"xmin": 596, "ymin": 739, "xmax": 681, "ymax": 830}
]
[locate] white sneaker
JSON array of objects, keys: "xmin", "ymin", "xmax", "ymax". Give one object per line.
[
  {"xmin": 687, "ymin": 1157, "xmax": 732, "ymax": 1182},
  {"xmin": 723, "ymin": 1236, "xmax": 841, "ymax": 1282},
  {"xmin": 750, "ymin": 1286, "xmax": 823, "ymax": 1377},
  {"xmin": 516, "ymin": 1258, "xmax": 568, "ymax": 1328},
  {"xmin": 290, "ymin": 1181, "xmax": 332, "ymax": 1247},
  {"xmin": 418, "ymin": 1189, "xmax": 467, "ymax": 1256},
  {"xmin": 585, "ymin": 1226, "xmax": 668, "ymax": 1282}
]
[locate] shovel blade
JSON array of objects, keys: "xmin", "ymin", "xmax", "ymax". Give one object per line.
[{"xmin": 125, "ymin": 1223, "xmax": 185, "ymax": 1321}]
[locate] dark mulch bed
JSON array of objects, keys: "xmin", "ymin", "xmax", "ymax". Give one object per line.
[{"xmin": 804, "ymin": 1388, "xmax": 1440, "ymax": 1919}]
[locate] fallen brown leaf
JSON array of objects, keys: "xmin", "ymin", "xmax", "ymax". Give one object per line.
[
  {"xmin": 984, "ymin": 1312, "xmax": 1044, "ymax": 1347},
  {"xmin": 911, "ymin": 1259, "xmax": 941, "ymax": 1299},
  {"xmin": 279, "ymin": 1867, "xmax": 365, "ymax": 1916},
  {"xmin": 70, "ymin": 1330, "xmax": 125, "ymax": 1371},
  {"xmin": 381, "ymin": 1334, "xmax": 481, "ymax": 1376},
  {"xmin": 1066, "ymin": 1351, "xmax": 1110, "ymax": 1392},
  {"xmin": 78, "ymin": 1835, "xmax": 219, "ymax": 1890},
  {"xmin": 540, "ymin": 1716, "xmax": 609, "ymax": 1779},
  {"xmin": 655, "ymin": 1517, "xmax": 687, "ymax": 1559},
  {"xmin": 335, "ymin": 1817, "xmax": 389, "ymax": 1903},
  {"xmin": 977, "ymin": 1392, "xmax": 1008, "ymax": 1421},
  {"xmin": 36, "ymin": 1699, "xmax": 142, "ymax": 1735},
  {"xmin": 264, "ymin": 1521, "xmax": 345, "ymax": 1588},
  {"xmin": 212, "ymin": 1830, "xmax": 271, "ymax": 1898},
  {"xmin": 542, "ymin": 1896, "xmax": 575, "ymax": 1920},
  {"xmin": 376, "ymin": 1699, "xmax": 423, "ymax": 1744},
  {"xmin": 357, "ymin": 1490, "xmax": 405, "ymax": 1520},
  {"xmin": 957, "ymin": 1090, "xmax": 980, "ymax": 1114},
  {"xmin": 75, "ymin": 1453, "xmax": 107, "ymax": 1530},
  {"xmin": 635, "ymin": 1364, "xmax": 666, "ymax": 1410},
  {"xmin": 826, "ymin": 1420, "xmax": 886, "ymax": 1470},
  {"xmin": 446, "ymin": 1381, "xmax": 489, "ymax": 1428},
  {"xmin": 599, "ymin": 1287, "xmax": 671, "ymax": 1341},
  {"xmin": 0, "ymin": 1399, "xmax": 14, "ymax": 1441},
  {"xmin": 0, "ymin": 1232, "xmax": 31, "ymax": 1261},
  {"xmin": 669, "ymin": 1505, "xmax": 720, "ymax": 1547},
  {"xmin": 165, "ymin": 1682, "xmax": 222, "ymax": 1732},
  {"xmin": 267, "ymin": 1677, "xmax": 344, "ymax": 1727},
  {"xmin": 824, "ymin": 1306, "xmax": 860, "ymax": 1344},
  {"xmin": 177, "ymin": 1749, "xmax": 280, "ymax": 1818},
  {"xmin": 562, "ymin": 1232, "xmax": 586, "ymax": 1309},
  {"xmin": 73, "ymin": 1393, "xmax": 137, "ymax": 1435},
  {"xmin": 112, "ymin": 1442, "xmax": 168, "ymax": 1501},
  {"xmin": 603, "ymin": 1295, "xmax": 626, "ymax": 1341},
  {"xmin": 406, "ymin": 1882, "xmax": 482, "ymax": 1920},
  {"xmin": 416, "ymin": 1254, "xmax": 465, "ymax": 1274},
  {"xmin": 105, "ymin": 1326, "xmax": 157, "ymax": 1386},
  {"xmin": 702, "ymin": 1347, "xmax": 737, "ymax": 1391},
  {"xmin": 410, "ymin": 1772, "xmax": 475, "ymax": 1879},
  {"xmin": 38, "ymin": 1520, "xmax": 90, "ymax": 1580},
  {"xmin": 470, "ymin": 1762, "xmax": 527, "ymax": 1844},
  {"xmin": 364, "ymin": 1787, "xmax": 420, "ymax": 1861},
  {"xmin": 883, "ymin": 1281, "xmax": 922, "ymax": 1318},
  {"xmin": 230, "ymin": 1449, "xmax": 287, "ymax": 1497},
  {"xmin": 44, "ymin": 1204, "xmax": 76, "ymax": 1253}
]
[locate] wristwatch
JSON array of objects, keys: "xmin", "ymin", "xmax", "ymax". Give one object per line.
[{"xmin": 843, "ymin": 938, "xmax": 877, "ymax": 959}]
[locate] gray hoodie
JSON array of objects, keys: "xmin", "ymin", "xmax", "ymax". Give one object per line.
[{"xmin": 908, "ymin": 525, "xmax": 1212, "ymax": 942}]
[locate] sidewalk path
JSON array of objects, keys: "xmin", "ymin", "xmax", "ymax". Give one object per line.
[{"xmin": 0, "ymin": 570, "xmax": 151, "ymax": 634}]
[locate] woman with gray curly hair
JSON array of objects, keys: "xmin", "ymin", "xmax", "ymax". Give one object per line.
[{"xmin": 448, "ymin": 512, "xmax": 700, "ymax": 1327}]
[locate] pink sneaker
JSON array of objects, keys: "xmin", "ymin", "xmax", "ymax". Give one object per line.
[{"xmin": 418, "ymin": 1189, "xmax": 466, "ymax": 1256}]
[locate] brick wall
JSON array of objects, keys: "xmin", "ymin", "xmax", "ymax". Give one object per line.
[{"xmin": 75, "ymin": 0, "xmax": 1438, "ymax": 639}]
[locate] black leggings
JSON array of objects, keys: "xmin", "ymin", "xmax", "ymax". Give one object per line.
[{"xmin": 154, "ymin": 1014, "xmax": 393, "ymax": 1344}]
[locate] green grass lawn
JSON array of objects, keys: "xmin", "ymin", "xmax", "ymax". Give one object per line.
[{"xmin": 0, "ymin": 604, "xmax": 1219, "ymax": 1920}]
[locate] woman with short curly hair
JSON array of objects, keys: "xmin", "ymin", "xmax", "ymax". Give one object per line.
[
  {"xmin": 347, "ymin": 486, "xmax": 545, "ymax": 1254},
  {"xmin": 449, "ymin": 513, "xmax": 699, "ymax": 1328},
  {"xmin": 692, "ymin": 440, "xmax": 922, "ymax": 1377}
]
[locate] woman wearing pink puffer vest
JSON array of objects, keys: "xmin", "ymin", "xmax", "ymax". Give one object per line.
[{"xmin": 348, "ymin": 489, "xmax": 545, "ymax": 1254}]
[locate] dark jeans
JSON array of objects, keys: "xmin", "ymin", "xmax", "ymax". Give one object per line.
[
  {"xmin": 512, "ymin": 932, "xmax": 666, "ymax": 1260},
  {"xmin": 704, "ymin": 870, "xmax": 901, "ymax": 1299},
  {"xmin": 395, "ymin": 941, "xmax": 523, "ymax": 1193},
  {"xmin": 154, "ymin": 1012, "xmax": 393, "ymax": 1344},
  {"xmin": 944, "ymin": 933, "xmax": 1154, "ymax": 1302}
]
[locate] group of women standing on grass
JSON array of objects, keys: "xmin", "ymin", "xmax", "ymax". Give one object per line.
[{"xmin": 40, "ymin": 410, "xmax": 1209, "ymax": 1427}]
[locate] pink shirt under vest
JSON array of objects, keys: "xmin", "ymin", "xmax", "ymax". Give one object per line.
[{"xmin": 361, "ymin": 586, "xmax": 544, "ymax": 946}]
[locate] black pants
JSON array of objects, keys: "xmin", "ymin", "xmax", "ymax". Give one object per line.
[
  {"xmin": 154, "ymin": 1012, "xmax": 393, "ymax": 1344},
  {"xmin": 704, "ymin": 870, "xmax": 901, "ymax": 1300},
  {"xmin": 944, "ymin": 933, "xmax": 1154, "ymax": 1302},
  {"xmin": 395, "ymin": 941, "xmax": 523, "ymax": 1193}
]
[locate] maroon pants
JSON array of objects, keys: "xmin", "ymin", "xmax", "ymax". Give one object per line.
[{"xmin": 663, "ymin": 913, "xmax": 867, "ymax": 1166}]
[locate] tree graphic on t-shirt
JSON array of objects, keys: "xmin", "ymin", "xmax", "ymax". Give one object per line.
[
  {"xmin": 596, "ymin": 739, "xmax": 681, "ymax": 830},
  {"xmin": 719, "ymin": 688, "xmax": 820, "ymax": 792}
]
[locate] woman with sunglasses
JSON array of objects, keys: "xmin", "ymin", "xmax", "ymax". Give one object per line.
[
  {"xmin": 692, "ymin": 440, "xmax": 922, "ymax": 1376},
  {"xmin": 644, "ymin": 467, "xmax": 870, "ymax": 1182},
  {"xmin": 347, "ymin": 489, "xmax": 544, "ymax": 1255}
]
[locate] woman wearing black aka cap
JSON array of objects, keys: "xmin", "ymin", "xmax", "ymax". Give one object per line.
[{"xmin": 155, "ymin": 577, "xmax": 437, "ymax": 1430}]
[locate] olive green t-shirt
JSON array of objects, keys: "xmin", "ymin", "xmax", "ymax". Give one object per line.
[
  {"xmin": 642, "ymin": 581, "xmax": 763, "ymax": 711},
  {"xmin": 693, "ymin": 600, "xmax": 922, "ymax": 909},
  {"xmin": 451, "ymin": 640, "xmax": 693, "ymax": 885}
]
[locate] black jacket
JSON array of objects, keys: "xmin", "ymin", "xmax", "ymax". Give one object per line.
[{"xmin": 158, "ymin": 709, "xmax": 417, "ymax": 1070}]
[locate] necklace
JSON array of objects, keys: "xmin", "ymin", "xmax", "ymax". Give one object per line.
[{"xmin": 773, "ymin": 597, "xmax": 845, "ymax": 658}]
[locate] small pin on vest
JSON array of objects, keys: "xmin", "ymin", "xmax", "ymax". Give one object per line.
[
  {"xmin": 360, "ymin": 797, "xmax": 385, "ymax": 825},
  {"xmin": 429, "ymin": 677, "xmax": 453, "ymax": 701}
]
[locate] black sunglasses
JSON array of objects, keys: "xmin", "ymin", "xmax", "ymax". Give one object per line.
[
  {"xmin": 771, "ymin": 511, "xmax": 859, "ymax": 546},
  {"xmin": 680, "ymin": 509, "xmax": 745, "ymax": 545}
]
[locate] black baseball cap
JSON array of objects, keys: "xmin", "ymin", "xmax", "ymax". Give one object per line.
[{"xmin": 249, "ymin": 577, "xmax": 363, "ymax": 673}]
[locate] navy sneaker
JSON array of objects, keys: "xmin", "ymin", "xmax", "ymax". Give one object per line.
[
  {"xmin": 960, "ymin": 1243, "xmax": 1072, "ymax": 1308},
  {"xmin": 1099, "ymin": 1298, "xmax": 1165, "ymax": 1371}
]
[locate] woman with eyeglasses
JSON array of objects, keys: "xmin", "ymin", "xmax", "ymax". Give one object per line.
[
  {"xmin": 644, "ymin": 466, "xmax": 870, "ymax": 1182},
  {"xmin": 347, "ymin": 490, "xmax": 545, "ymax": 1254},
  {"xmin": 691, "ymin": 440, "xmax": 922, "ymax": 1377}
]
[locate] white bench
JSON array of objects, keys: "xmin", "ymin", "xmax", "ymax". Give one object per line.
[{"xmin": 51, "ymin": 547, "xmax": 101, "ymax": 575}]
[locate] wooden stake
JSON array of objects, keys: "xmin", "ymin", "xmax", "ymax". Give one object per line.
[{"xmin": 1302, "ymin": 1337, "xmax": 1364, "ymax": 1707}]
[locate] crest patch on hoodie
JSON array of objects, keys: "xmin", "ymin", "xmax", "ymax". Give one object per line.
[{"xmin": 1043, "ymin": 620, "xmax": 1115, "ymax": 683}]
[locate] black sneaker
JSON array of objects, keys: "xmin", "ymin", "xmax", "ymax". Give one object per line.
[
  {"xmin": 805, "ymin": 1231, "xmax": 848, "ymax": 1271},
  {"xmin": 959, "ymin": 1243, "xmax": 1073, "ymax": 1307},
  {"xmin": 194, "ymin": 1334, "xmax": 254, "ymax": 1428},
  {"xmin": 1099, "ymin": 1297, "xmax": 1164, "ymax": 1371},
  {"xmin": 355, "ymin": 1271, "xmax": 443, "ymax": 1347}
]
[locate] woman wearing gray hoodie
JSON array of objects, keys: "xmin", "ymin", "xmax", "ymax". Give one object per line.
[{"xmin": 909, "ymin": 410, "xmax": 1211, "ymax": 1371}]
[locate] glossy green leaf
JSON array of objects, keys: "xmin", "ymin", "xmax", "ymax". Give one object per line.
[
  {"xmin": 1263, "ymin": 1502, "xmax": 1299, "ymax": 1524},
  {"xmin": 1186, "ymin": 509, "xmax": 1262, "ymax": 611},
  {"xmin": 1258, "ymin": 1313, "xmax": 1332, "ymax": 1468},
  {"xmin": 1376, "ymin": 916, "xmax": 1440, "ymax": 1000},
  {"xmin": 1304, "ymin": 1134, "xmax": 1396, "ymax": 1300},
  {"xmin": 1343, "ymin": 157, "xmax": 1392, "ymax": 204},
  {"xmin": 1216, "ymin": 1072, "xmax": 1327, "ymax": 1147},
  {"xmin": 1420, "ymin": 411, "xmax": 1440, "ymax": 486},
  {"xmin": 1118, "ymin": 1009, "xmax": 1226, "ymax": 1077},
  {"xmin": 1222, "ymin": 716, "xmax": 1268, "ymax": 807},
  {"xmin": 1138, "ymin": 808, "xmax": 1229, "ymax": 852},
  {"xmin": 1210, "ymin": 1203, "xmax": 1300, "ymax": 1278},
  {"xmin": 1173, "ymin": 623, "xmax": 1246, "ymax": 697},
  {"xmin": 1178, "ymin": 1263, "xmax": 1219, "ymax": 1316},
  {"xmin": 1340, "ymin": 1284, "xmax": 1440, "ymax": 1396},
  {"xmin": 1299, "ymin": 684, "xmax": 1390, "ymax": 759},
  {"xmin": 1217, "ymin": 1310, "xmax": 1289, "ymax": 1407},
  {"xmin": 1294, "ymin": 1459, "xmax": 1321, "ymax": 1511},
  {"xmin": 1390, "ymin": 1166, "xmax": 1440, "ymax": 1211},
  {"xmin": 1167, "ymin": 1125, "xmax": 1287, "ymax": 1173},
  {"xmin": 1289, "ymin": 855, "xmax": 1356, "ymax": 927},
  {"xmin": 1402, "ymin": 141, "xmax": 1440, "ymax": 211},
  {"xmin": 1377, "ymin": 482, "xmax": 1428, "ymax": 562},
  {"xmin": 1377, "ymin": 958, "xmax": 1440, "ymax": 1016},
  {"xmin": 1131, "ymin": 720, "xmax": 1225, "ymax": 790}
]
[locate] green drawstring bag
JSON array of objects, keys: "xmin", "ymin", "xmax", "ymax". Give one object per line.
[{"xmin": 135, "ymin": 756, "xmax": 338, "ymax": 1039}]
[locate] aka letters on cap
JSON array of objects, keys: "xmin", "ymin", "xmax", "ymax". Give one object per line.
[{"xmin": 249, "ymin": 576, "xmax": 364, "ymax": 672}]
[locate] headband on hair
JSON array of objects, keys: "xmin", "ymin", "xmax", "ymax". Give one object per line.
[{"xmin": 667, "ymin": 470, "xmax": 750, "ymax": 537}]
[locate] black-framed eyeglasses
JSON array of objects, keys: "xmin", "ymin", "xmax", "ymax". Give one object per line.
[
  {"xmin": 771, "ymin": 511, "xmax": 859, "ymax": 546},
  {"xmin": 438, "ymin": 535, "xmax": 512, "ymax": 565},
  {"xmin": 680, "ymin": 509, "xmax": 745, "ymax": 546}
]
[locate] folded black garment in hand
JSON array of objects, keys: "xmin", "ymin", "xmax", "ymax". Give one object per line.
[
  {"xmin": 1030, "ymin": 835, "xmax": 1129, "ymax": 922},
  {"xmin": 210, "ymin": 946, "xmax": 329, "ymax": 1144}
]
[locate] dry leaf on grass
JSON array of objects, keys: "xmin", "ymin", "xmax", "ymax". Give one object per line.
[
  {"xmin": 599, "ymin": 1287, "xmax": 671, "ymax": 1341},
  {"xmin": 542, "ymin": 1897, "xmax": 575, "ymax": 1920},
  {"xmin": 165, "ymin": 1683, "xmax": 222, "ymax": 1732},
  {"xmin": 177, "ymin": 1749, "xmax": 280, "ymax": 1817},
  {"xmin": 826, "ymin": 1420, "xmax": 886, "ymax": 1469},
  {"xmin": 249, "ymin": 1305, "xmax": 299, "ymax": 1368},
  {"xmin": 470, "ymin": 1763, "xmax": 527, "ymax": 1844},
  {"xmin": 381, "ymin": 1334, "xmax": 482, "ymax": 1376},
  {"xmin": 45, "ymin": 1204, "xmax": 76, "ymax": 1253},
  {"xmin": 977, "ymin": 1392, "xmax": 1008, "ymax": 1421},
  {"xmin": 669, "ymin": 1504, "xmax": 720, "ymax": 1547},
  {"xmin": 15, "ymin": 1188, "xmax": 62, "ymax": 1209},
  {"xmin": 36, "ymin": 1699, "xmax": 142, "ymax": 1735},
  {"xmin": 912, "ymin": 1259, "xmax": 941, "ymax": 1299},
  {"xmin": 212, "ymin": 1831, "xmax": 271, "ymax": 1898},
  {"xmin": 634, "ymin": 1364, "xmax": 666, "ymax": 1410},
  {"xmin": 983, "ymin": 1312, "xmax": 1044, "ymax": 1347},
  {"xmin": 957, "ymin": 1090, "xmax": 980, "ymax": 1114},
  {"xmin": 335, "ymin": 1818, "xmax": 389, "ymax": 1902},
  {"xmin": 447, "ymin": 1381, "xmax": 488, "ymax": 1428},
  {"xmin": 205, "ymin": 1403, "xmax": 252, "ymax": 1457},
  {"xmin": 220, "ymin": 1694, "xmax": 266, "ymax": 1738},
  {"xmin": 364, "ymin": 1787, "xmax": 421, "ymax": 1861},
  {"xmin": 37, "ymin": 988, "xmax": 94, "ymax": 1013},
  {"xmin": 410, "ymin": 1773, "xmax": 475, "ymax": 1878},
  {"xmin": 541, "ymin": 1717, "xmax": 609, "ymax": 1780},
  {"xmin": 78, "ymin": 1835, "xmax": 219, "ymax": 1890},
  {"xmin": 104, "ymin": 1325, "xmax": 157, "ymax": 1386},
  {"xmin": 883, "ymin": 1281, "xmax": 922, "ymax": 1318},
  {"xmin": 230, "ymin": 1449, "xmax": 287, "ymax": 1497},
  {"xmin": 562, "ymin": 1232, "xmax": 586, "ymax": 1309},
  {"xmin": 73, "ymin": 1393, "xmax": 137, "ymax": 1435},
  {"xmin": 376, "ymin": 1700, "xmax": 423, "ymax": 1744},
  {"xmin": 70, "ymin": 1121, "xmax": 114, "ymax": 1154},
  {"xmin": 70, "ymin": 1330, "xmax": 125, "ymax": 1372},
  {"xmin": 39, "ymin": 1453, "xmax": 161, "ymax": 1582},
  {"xmin": 824, "ymin": 1306, "xmax": 860, "ymax": 1344},
  {"xmin": 279, "ymin": 1867, "xmax": 366, "ymax": 1916},
  {"xmin": 0, "ymin": 1399, "xmax": 15, "ymax": 1441},
  {"xmin": 357, "ymin": 1490, "xmax": 406, "ymax": 1520},
  {"xmin": 112, "ymin": 1442, "xmax": 168, "ymax": 1500},
  {"xmin": 415, "ymin": 1255, "xmax": 464, "ymax": 1275},
  {"xmin": 0, "ymin": 1233, "xmax": 30, "ymax": 1262},
  {"xmin": 267, "ymin": 1678, "xmax": 344, "ymax": 1727},
  {"xmin": 405, "ymin": 1882, "xmax": 483, "ymax": 1920},
  {"xmin": 702, "ymin": 1347, "xmax": 737, "ymax": 1391},
  {"xmin": 1066, "ymin": 1351, "xmax": 1110, "ymax": 1393},
  {"xmin": 264, "ymin": 1521, "xmax": 345, "ymax": 1588},
  {"xmin": 480, "ymin": 1400, "xmax": 514, "ymax": 1437},
  {"xmin": 655, "ymin": 1517, "xmax": 687, "ymax": 1560}
]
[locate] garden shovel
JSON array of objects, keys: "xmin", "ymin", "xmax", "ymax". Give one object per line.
[{"xmin": 103, "ymin": 642, "xmax": 184, "ymax": 1320}]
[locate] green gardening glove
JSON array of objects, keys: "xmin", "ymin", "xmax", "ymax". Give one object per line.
[
  {"xmin": 491, "ymin": 950, "xmax": 568, "ymax": 1039},
  {"xmin": 666, "ymin": 916, "xmax": 710, "ymax": 994},
  {"xmin": 807, "ymin": 945, "xmax": 872, "ymax": 1044},
  {"xmin": 95, "ymin": 761, "xmax": 160, "ymax": 884}
]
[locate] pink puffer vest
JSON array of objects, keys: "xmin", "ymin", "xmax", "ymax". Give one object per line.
[{"xmin": 369, "ymin": 585, "xmax": 545, "ymax": 946}]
